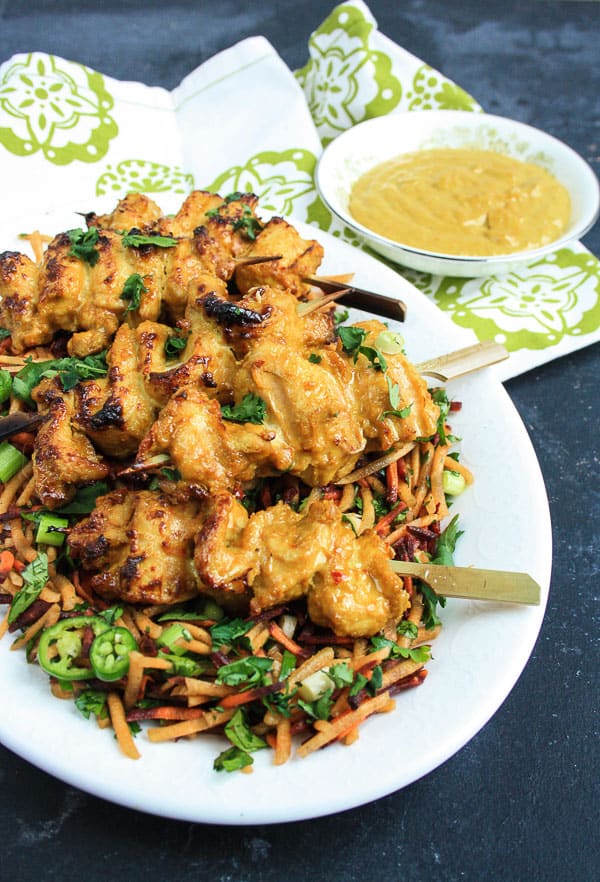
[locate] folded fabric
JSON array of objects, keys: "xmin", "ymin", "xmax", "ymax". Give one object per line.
[{"xmin": 0, "ymin": 0, "xmax": 597, "ymax": 380}]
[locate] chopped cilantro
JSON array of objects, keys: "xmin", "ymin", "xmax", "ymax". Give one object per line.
[
  {"xmin": 224, "ymin": 709, "xmax": 268, "ymax": 753},
  {"xmin": 120, "ymin": 273, "xmax": 147, "ymax": 313},
  {"xmin": 75, "ymin": 689, "xmax": 108, "ymax": 720},
  {"xmin": 297, "ymin": 688, "xmax": 334, "ymax": 721},
  {"xmin": 213, "ymin": 745, "xmax": 253, "ymax": 772},
  {"xmin": 369, "ymin": 635, "xmax": 431, "ymax": 664},
  {"xmin": 8, "ymin": 552, "xmax": 49, "ymax": 624},
  {"xmin": 164, "ymin": 332, "xmax": 188, "ymax": 360},
  {"xmin": 209, "ymin": 617, "xmax": 253, "ymax": 651},
  {"xmin": 220, "ymin": 393, "xmax": 266, "ymax": 425},
  {"xmin": 121, "ymin": 232, "xmax": 178, "ymax": 248},
  {"xmin": 12, "ymin": 352, "xmax": 108, "ymax": 405},
  {"xmin": 397, "ymin": 620, "xmax": 419, "ymax": 640},
  {"xmin": 308, "ymin": 353, "xmax": 322, "ymax": 364},
  {"xmin": 67, "ymin": 227, "xmax": 100, "ymax": 265},
  {"xmin": 54, "ymin": 481, "xmax": 109, "ymax": 515},
  {"xmin": 216, "ymin": 656, "xmax": 273, "ymax": 688}
]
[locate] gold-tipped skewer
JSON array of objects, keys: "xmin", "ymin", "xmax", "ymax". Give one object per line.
[{"xmin": 390, "ymin": 560, "xmax": 541, "ymax": 605}]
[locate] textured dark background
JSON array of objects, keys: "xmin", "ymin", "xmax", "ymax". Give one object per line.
[{"xmin": 0, "ymin": 2, "xmax": 598, "ymax": 880}]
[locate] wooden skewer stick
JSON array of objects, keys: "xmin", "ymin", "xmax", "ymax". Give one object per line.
[
  {"xmin": 389, "ymin": 560, "xmax": 541, "ymax": 605},
  {"xmin": 416, "ymin": 340, "xmax": 509, "ymax": 383},
  {"xmin": 233, "ymin": 254, "xmax": 282, "ymax": 267},
  {"xmin": 303, "ymin": 275, "xmax": 407, "ymax": 322},
  {"xmin": 117, "ymin": 454, "xmax": 171, "ymax": 477},
  {"xmin": 297, "ymin": 289, "xmax": 352, "ymax": 316}
]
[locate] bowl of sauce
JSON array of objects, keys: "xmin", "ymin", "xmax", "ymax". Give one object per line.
[{"xmin": 316, "ymin": 111, "xmax": 599, "ymax": 277}]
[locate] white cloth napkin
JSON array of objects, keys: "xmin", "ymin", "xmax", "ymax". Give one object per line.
[{"xmin": 0, "ymin": 0, "xmax": 597, "ymax": 380}]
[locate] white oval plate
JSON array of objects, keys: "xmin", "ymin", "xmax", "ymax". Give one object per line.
[
  {"xmin": 0, "ymin": 208, "xmax": 551, "ymax": 824},
  {"xmin": 316, "ymin": 110, "xmax": 600, "ymax": 277}
]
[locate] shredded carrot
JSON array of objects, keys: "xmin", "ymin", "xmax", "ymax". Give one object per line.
[
  {"xmin": 107, "ymin": 692, "xmax": 140, "ymax": 760},
  {"xmin": 274, "ymin": 716, "xmax": 292, "ymax": 765},
  {"xmin": 0, "ymin": 550, "xmax": 15, "ymax": 580},
  {"xmin": 218, "ymin": 685, "xmax": 276, "ymax": 709},
  {"xmin": 268, "ymin": 621, "xmax": 306, "ymax": 657},
  {"xmin": 386, "ymin": 459, "xmax": 399, "ymax": 504}
]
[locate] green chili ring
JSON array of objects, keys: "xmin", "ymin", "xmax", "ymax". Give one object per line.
[
  {"xmin": 89, "ymin": 626, "xmax": 138, "ymax": 682},
  {"xmin": 37, "ymin": 615, "xmax": 110, "ymax": 681}
]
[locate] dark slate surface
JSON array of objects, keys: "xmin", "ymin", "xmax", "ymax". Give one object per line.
[{"xmin": 0, "ymin": 2, "xmax": 598, "ymax": 880}]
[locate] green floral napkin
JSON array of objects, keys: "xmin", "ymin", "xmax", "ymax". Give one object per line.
[{"xmin": 0, "ymin": 0, "xmax": 598, "ymax": 380}]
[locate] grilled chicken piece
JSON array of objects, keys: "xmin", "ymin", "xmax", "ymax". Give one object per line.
[
  {"xmin": 194, "ymin": 495, "xmax": 409, "ymax": 637},
  {"xmin": 0, "ymin": 250, "xmax": 40, "ymax": 353},
  {"xmin": 136, "ymin": 385, "xmax": 293, "ymax": 495},
  {"xmin": 157, "ymin": 190, "xmax": 228, "ymax": 238},
  {"xmin": 0, "ymin": 229, "xmax": 165, "ymax": 355},
  {"xmin": 236, "ymin": 341, "xmax": 364, "ymax": 486},
  {"xmin": 68, "ymin": 488, "xmax": 203, "ymax": 605},
  {"xmin": 32, "ymin": 379, "xmax": 109, "ymax": 509},
  {"xmin": 75, "ymin": 323, "xmax": 160, "ymax": 458},
  {"xmin": 234, "ymin": 216, "xmax": 324, "ymax": 299},
  {"xmin": 352, "ymin": 320, "xmax": 440, "ymax": 448},
  {"xmin": 224, "ymin": 285, "xmax": 335, "ymax": 359},
  {"xmin": 85, "ymin": 193, "xmax": 163, "ymax": 233}
]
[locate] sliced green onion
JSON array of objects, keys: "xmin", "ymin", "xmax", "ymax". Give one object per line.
[
  {"xmin": 157, "ymin": 622, "xmax": 191, "ymax": 656},
  {"xmin": 374, "ymin": 330, "xmax": 405, "ymax": 354},
  {"xmin": 443, "ymin": 469, "xmax": 467, "ymax": 497},
  {"xmin": 35, "ymin": 513, "xmax": 69, "ymax": 547},
  {"xmin": 0, "ymin": 441, "xmax": 27, "ymax": 483}
]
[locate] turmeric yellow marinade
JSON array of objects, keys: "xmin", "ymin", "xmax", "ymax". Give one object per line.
[{"xmin": 0, "ymin": 191, "xmax": 465, "ymax": 766}]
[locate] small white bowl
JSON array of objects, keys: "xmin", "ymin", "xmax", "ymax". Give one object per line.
[{"xmin": 316, "ymin": 110, "xmax": 600, "ymax": 277}]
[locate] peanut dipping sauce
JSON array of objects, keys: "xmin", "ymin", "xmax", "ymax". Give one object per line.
[{"xmin": 349, "ymin": 147, "xmax": 571, "ymax": 256}]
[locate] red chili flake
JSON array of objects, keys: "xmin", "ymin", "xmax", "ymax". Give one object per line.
[{"xmin": 331, "ymin": 570, "xmax": 344, "ymax": 583}]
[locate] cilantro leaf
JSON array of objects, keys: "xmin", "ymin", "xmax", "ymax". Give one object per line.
[
  {"xmin": 382, "ymin": 375, "xmax": 413, "ymax": 419},
  {"xmin": 397, "ymin": 620, "xmax": 419, "ymax": 640},
  {"xmin": 13, "ymin": 353, "xmax": 108, "ymax": 405},
  {"xmin": 297, "ymin": 688, "xmax": 334, "ymax": 720},
  {"xmin": 0, "ymin": 327, "xmax": 11, "ymax": 340},
  {"xmin": 54, "ymin": 481, "xmax": 109, "ymax": 515},
  {"xmin": 75, "ymin": 689, "xmax": 108, "ymax": 720},
  {"xmin": 97, "ymin": 605, "xmax": 124, "ymax": 626},
  {"xmin": 213, "ymin": 745, "xmax": 253, "ymax": 772},
  {"xmin": 8, "ymin": 552, "xmax": 49, "ymax": 624},
  {"xmin": 121, "ymin": 232, "xmax": 178, "ymax": 248},
  {"xmin": 120, "ymin": 273, "xmax": 147, "ymax": 313},
  {"xmin": 209, "ymin": 617, "xmax": 253, "ymax": 651},
  {"xmin": 220, "ymin": 393, "xmax": 266, "ymax": 425},
  {"xmin": 164, "ymin": 333, "xmax": 188, "ymax": 360},
  {"xmin": 224, "ymin": 709, "xmax": 268, "ymax": 753},
  {"xmin": 338, "ymin": 326, "xmax": 367, "ymax": 357},
  {"xmin": 369, "ymin": 635, "xmax": 431, "ymax": 664},
  {"xmin": 432, "ymin": 514, "xmax": 464, "ymax": 567},
  {"xmin": 328, "ymin": 662, "xmax": 354, "ymax": 689},
  {"xmin": 431, "ymin": 387, "xmax": 452, "ymax": 444},
  {"xmin": 216, "ymin": 656, "xmax": 273, "ymax": 688},
  {"xmin": 67, "ymin": 227, "xmax": 100, "ymax": 266}
]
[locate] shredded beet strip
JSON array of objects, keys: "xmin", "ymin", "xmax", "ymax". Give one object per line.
[
  {"xmin": 388, "ymin": 669, "xmax": 428, "ymax": 694},
  {"xmin": 8, "ymin": 599, "xmax": 52, "ymax": 633},
  {"xmin": 126, "ymin": 706, "xmax": 206, "ymax": 722},
  {"xmin": 296, "ymin": 631, "xmax": 355, "ymax": 646}
]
